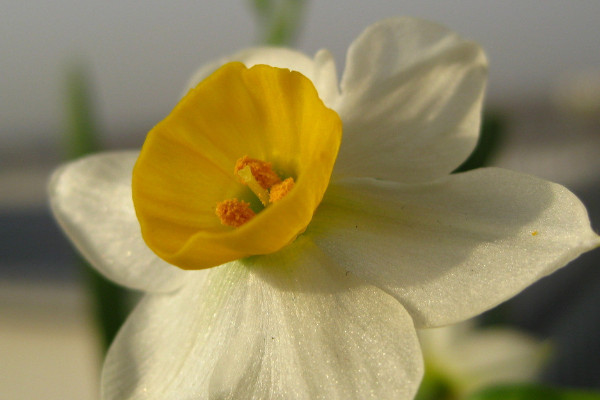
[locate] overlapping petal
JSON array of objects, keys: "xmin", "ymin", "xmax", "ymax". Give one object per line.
[
  {"xmin": 102, "ymin": 238, "xmax": 423, "ymax": 400},
  {"xmin": 333, "ymin": 17, "xmax": 487, "ymax": 183},
  {"xmin": 49, "ymin": 151, "xmax": 186, "ymax": 292},
  {"xmin": 310, "ymin": 168, "xmax": 600, "ymax": 327},
  {"xmin": 183, "ymin": 47, "xmax": 340, "ymax": 108}
]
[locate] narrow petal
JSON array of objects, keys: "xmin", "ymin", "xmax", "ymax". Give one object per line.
[
  {"xmin": 310, "ymin": 168, "xmax": 600, "ymax": 327},
  {"xmin": 182, "ymin": 47, "xmax": 340, "ymax": 107},
  {"xmin": 102, "ymin": 238, "xmax": 423, "ymax": 400},
  {"xmin": 48, "ymin": 151, "xmax": 186, "ymax": 292},
  {"xmin": 334, "ymin": 17, "xmax": 487, "ymax": 183}
]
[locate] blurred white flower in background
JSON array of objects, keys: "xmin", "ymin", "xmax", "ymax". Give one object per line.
[
  {"xmin": 553, "ymin": 68, "xmax": 600, "ymax": 121},
  {"xmin": 417, "ymin": 321, "xmax": 549, "ymax": 398}
]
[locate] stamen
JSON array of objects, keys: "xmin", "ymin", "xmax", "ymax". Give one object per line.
[
  {"xmin": 269, "ymin": 177, "xmax": 295, "ymax": 203},
  {"xmin": 236, "ymin": 165, "xmax": 270, "ymax": 206},
  {"xmin": 234, "ymin": 156, "xmax": 281, "ymax": 189},
  {"xmin": 216, "ymin": 155, "xmax": 296, "ymax": 227},
  {"xmin": 215, "ymin": 199, "xmax": 255, "ymax": 227}
]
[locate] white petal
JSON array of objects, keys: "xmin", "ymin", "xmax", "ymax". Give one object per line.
[
  {"xmin": 102, "ymin": 238, "xmax": 423, "ymax": 400},
  {"xmin": 418, "ymin": 322, "xmax": 548, "ymax": 394},
  {"xmin": 48, "ymin": 151, "xmax": 186, "ymax": 292},
  {"xmin": 310, "ymin": 168, "xmax": 600, "ymax": 327},
  {"xmin": 182, "ymin": 47, "xmax": 340, "ymax": 108},
  {"xmin": 334, "ymin": 17, "xmax": 487, "ymax": 183}
]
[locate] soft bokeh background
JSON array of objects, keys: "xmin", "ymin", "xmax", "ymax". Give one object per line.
[{"xmin": 2, "ymin": 1, "xmax": 599, "ymax": 398}]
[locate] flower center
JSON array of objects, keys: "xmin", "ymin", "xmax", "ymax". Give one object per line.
[
  {"xmin": 131, "ymin": 62, "xmax": 342, "ymax": 270},
  {"xmin": 216, "ymin": 156, "xmax": 295, "ymax": 227}
]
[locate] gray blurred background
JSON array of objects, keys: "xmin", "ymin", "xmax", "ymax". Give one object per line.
[{"xmin": 1, "ymin": 1, "xmax": 599, "ymax": 399}]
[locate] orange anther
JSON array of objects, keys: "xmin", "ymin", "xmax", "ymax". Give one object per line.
[
  {"xmin": 269, "ymin": 177, "xmax": 295, "ymax": 203},
  {"xmin": 234, "ymin": 156, "xmax": 281, "ymax": 189},
  {"xmin": 215, "ymin": 199, "xmax": 255, "ymax": 227}
]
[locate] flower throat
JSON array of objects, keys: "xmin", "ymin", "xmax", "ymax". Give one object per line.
[{"xmin": 216, "ymin": 156, "xmax": 295, "ymax": 227}]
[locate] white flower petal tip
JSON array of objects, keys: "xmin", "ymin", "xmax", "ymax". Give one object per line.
[
  {"xmin": 48, "ymin": 151, "xmax": 186, "ymax": 293},
  {"xmin": 102, "ymin": 241, "xmax": 423, "ymax": 400},
  {"xmin": 334, "ymin": 17, "xmax": 488, "ymax": 183},
  {"xmin": 312, "ymin": 168, "xmax": 599, "ymax": 328}
]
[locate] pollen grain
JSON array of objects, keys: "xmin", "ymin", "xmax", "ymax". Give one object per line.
[
  {"xmin": 235, "ymin": 156, "xmax": 281, "ymax": 189},
  {"xmin": 215, "ymin": 199, "xmax": 255, "ymax": 227},
  {"xmin": 269, "ymin": 177, "xmax": 295, "ymax": 203}
]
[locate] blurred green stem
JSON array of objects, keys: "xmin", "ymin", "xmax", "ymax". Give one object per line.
[
  {"xmin": 64, "ymin": 63, "xmax": 129, "ymax": 352},
  {"xmin": 64, "ymin": 64, "xmax": 101, "ymax": 157},
  {"xmin": 250, "ymin": 0, "xmax": 308, "ymax": 45},
  {"xmin": 415, "ymin": 370, "xmax": 457, "ymax": 400}
]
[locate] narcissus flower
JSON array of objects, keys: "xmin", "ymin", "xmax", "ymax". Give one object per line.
[{"xmin": 49, "ymin": 17, "xmax": 599, "ymax": 400}]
